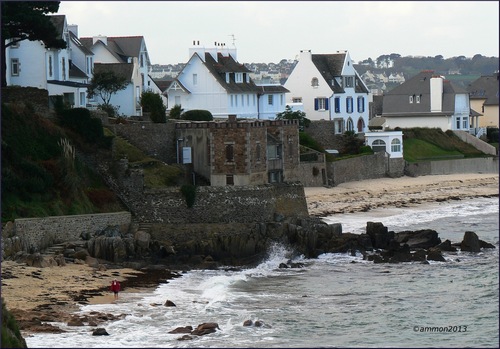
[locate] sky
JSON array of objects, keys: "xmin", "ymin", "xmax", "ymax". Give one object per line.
[{"xmin": 58, "ymin": 1, "xmax": 499, "ymax": 65}]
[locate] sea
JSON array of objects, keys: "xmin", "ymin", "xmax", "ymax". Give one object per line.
[{"xmin": 24, "ymin": 197, "xmax": 499, "ymax": 348}]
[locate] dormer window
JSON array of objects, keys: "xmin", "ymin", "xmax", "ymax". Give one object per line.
[
  {"xmin": 226, "ymin": 73, "xmax": 230, "ymax": 84},
  {"xmin": 344, "ymin": 76, "xmax": 354, "ymax": 88},
  {"xmin": 409, "ymin": 95, "xmax": 414, "ymax": 103},
  {"xmin": 235, "ymin": 72, "xmax": 243, "ymax": 83},
  {"xmin": 416, "ymin": 94, "xmax": 421, "ymax": 103}
]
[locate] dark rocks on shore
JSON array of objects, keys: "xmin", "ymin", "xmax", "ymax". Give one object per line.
[{"xmin": 92, "ymin": 328, "xmax": 109, "ymax": 336}]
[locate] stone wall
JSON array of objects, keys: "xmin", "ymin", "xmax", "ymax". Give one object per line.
[
  {"xmin": 127, "ymin": 182, "xmax": 309, "ymax": 224},
  {"xmin": 405, "ymin": 157, "xmax": 499, "ymax": 177},
  {"xmin": 111, "ymin": 121, "xmax": 177, "ymax": 164},
  {"xmin": 2, "ymin": 86, "xmax": 50, "ymax": 114},
  {"xmin": 12, "ymin": 212, "xmax": 131, "ymax": 253},
  {"xmin": 327, "ymin": 151, "xmax": 405, "ymax": 185}
]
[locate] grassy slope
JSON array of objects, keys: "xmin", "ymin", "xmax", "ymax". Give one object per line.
[{"xmin": 401, "ymin": 127, "xmax": 488, "ymax": 162}]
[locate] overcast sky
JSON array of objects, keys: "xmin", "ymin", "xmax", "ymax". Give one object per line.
[{"xmin": 58, "ymin": 1, "xmax": 499, "ymax": 65}]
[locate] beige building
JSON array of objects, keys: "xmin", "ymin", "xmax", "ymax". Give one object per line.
[{"xmin": 467, "ymin": 73, "xmax": 499, "ymax": 128}]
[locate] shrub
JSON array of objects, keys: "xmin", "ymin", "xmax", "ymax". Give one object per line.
[
  {"xmin": 140, "ymin": 91, "xmax": 167, "ymax": 123},
  {"xmin": 180, "ymin": 184, "xmax": 196, "ymax": 208},
  {"xmin": 58, "ymin": 108, "xmax": 104, "ymax": 144},
  {"xmin": 182, "ymin": 109, "xmax": 213, "ymax": 121},
  {"xmin": 169, "ymin": 104, "xmax": 183, "ymax": 119}
]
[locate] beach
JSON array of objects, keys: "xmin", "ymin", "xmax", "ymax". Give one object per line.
[{"xmin": 2, "ymin": 173, "xmax": 498, "ymax": 335}]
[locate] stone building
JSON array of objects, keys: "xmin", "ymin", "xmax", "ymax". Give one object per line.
[{"xmin": 175, "ymin": 116, "xmax": 301, "ymax": 186}]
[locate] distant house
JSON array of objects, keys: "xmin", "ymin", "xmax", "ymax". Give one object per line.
[
  {"xmin": 284, "ymin": 50, "xmax": 370, "ymax": 134},
  {"xmin": 175, "ymin": 116, "xmax": 300, "ymax": 186},
  {"xmin": 165, "ymin": 41, "xmax": 288, "ymax": 120},
  {"xmin": 467, "ymin": 72, "xmax": 499, "ymax": 128},
  {"xmin": 377, "ymin": 70, "xmax": 481, "ymax": 136},
  {"xmin": 5, "ymin": 15, "xmax": 90, "ymax": 107},
  {"xmin": 79, "ymin": 33, "xmax": 159, "ymax": 116}
]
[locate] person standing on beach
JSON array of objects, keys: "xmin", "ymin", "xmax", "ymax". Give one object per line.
[{"xmin": 110, "ymin": 279, "xmax": 121, "ymax": 300}]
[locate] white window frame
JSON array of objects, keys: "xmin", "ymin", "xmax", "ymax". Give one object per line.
[
  {"xmin": 292, "ymin": 97, "xmax": 302, "ymax": 103},
  {"xmin": 235, "ymin": 72, "xmax": 243, "ymax": 83},
  {"xmin": 318, "ymin": 98, "xmax": 326, "ymax": 110},
  {"xmin": 391, "ymin": 139, "xmax": 401, "ymax": 152},
  {"xmin": 11, "ymin": 58, "xmax": 19, "ymax": 76},
  {"xmin": 344, "ymin": 76, "xmax": 354, "ymax": 88}
]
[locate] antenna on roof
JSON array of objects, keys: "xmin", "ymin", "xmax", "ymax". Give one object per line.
[{"xmin": 229, "ymin": 34, "xmax": 236, "ymax": 46}]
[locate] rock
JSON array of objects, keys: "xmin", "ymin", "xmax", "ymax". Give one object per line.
[
  {"xmin": 164, "ymin": 300, "xmax": 176, "ymax": 307},
  {"xmin": 460, "ymin": 231, "xmax": 481, "ymax": 252},
  {"xmin": 366, "ymin": 222, "xmax": 394, "ymax": 249},
  {"xmin": 427, "ymin": 248, "xmax": 446, "ymax": 262},
  {"xmin": 436, "ymin": 239, "xmax": 457, "ymax": 252},
  {"xmin": 177, "ymin": 335, "xmax": 193, "ymax": 341},
  {"xmin": 395, "ymin": 229, "xmax": 441, "ymax": 249},
  {"xmin": 92, "ymin": 328, "xmax": 109, "ymax": 336},
  {"xmin": 278, "ymin": 263, "xmax": 288, "ymax": 268},
  {"xmin": 254, "ymin": 320, "xmax": 263, "ymax": 327},
  {"xmin": 135, "ymin": 230, "xmax": 151, "ymax": 250},
  {"xmin": 480, "ymin": 240, "xmax": 495, "ymax": 249},
  {"xmin": 411, "ymin": 249, "xmax": 427, "ymax": 262},
  {"xmin": 73, "ymin": 249, "xmax": 89, "ymax": 260},
  {"xmin": 168, "ymin": 326, "xmax": 193, "ymax": 334},
  {"xmin": 192, "ymin": 322, "xmax": 220, "ymax": 336},
  {"xmin": 243, "ymin": 320, "xmax": 253, "ymax": 326},
  {"xmin": 67, "ymin": 318, "xmax": 85, "ymax": 326}
]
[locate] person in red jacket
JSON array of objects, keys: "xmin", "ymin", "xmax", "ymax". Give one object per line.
[{"xmin": 110, "ymin": 279, "xmax": 121, "ymax": 300}]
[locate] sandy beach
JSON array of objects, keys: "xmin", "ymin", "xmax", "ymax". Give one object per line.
[{"xmin": 1, "ymin": 173, "xmax": 498, "ymax": 334}]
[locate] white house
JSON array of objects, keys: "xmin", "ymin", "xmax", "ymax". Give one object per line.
[
  {"xmin": 364, "ymin": 131, "xmax": 403, "ymax": 159},
  {"xmin": 284, "ymin": 50, "xmax": 371, "ymax": 134},
  {"xmin": 79, "ymin": 34, "xmax": 159, "ymax": 116},
  {"xmin": 378, "ymin": 70, "xmax": 479, "ymax": 135},
  {"xmin": 166, "ymin": 41, "xmax": 288, "ymax": 119},
  {"xmin": 6, "ymin": 15, "xmax": 90, "ymax": 107}
]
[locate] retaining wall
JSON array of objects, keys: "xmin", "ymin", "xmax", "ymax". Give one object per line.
[{"xmin": 13, "ymin": 212, "xmax": 131, "ymax": 253}]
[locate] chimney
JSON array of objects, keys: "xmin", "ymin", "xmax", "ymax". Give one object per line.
[
  {"xmin": 93, "ymin": 35, "xmax": 107, "ymax": 45},
  {"xmin": 430, "ymin": 75, "xmax": 443, "ymax": 112},
  {"xmin": 68, "ymin": 24, "xmax": 78, "ymax": 37}
]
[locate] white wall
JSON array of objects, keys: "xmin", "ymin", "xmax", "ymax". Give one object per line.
[
  {"xmin": 284, "ymin": 50, "xmax": 333, "ymax": 121},
  {"xmin": 365, "ymin": 131, "xmax": 403, "ymax": 158},
  {"xmin": 7, "ymin": 40, "xmax": 48, "ymax": 88},
  {"xmin": 384, "ymin": 115, "xmax": 452, "ymax": 131},
  {"xmin": 259, "ymin": 93, "xmax": 286, "ymax": 120}
]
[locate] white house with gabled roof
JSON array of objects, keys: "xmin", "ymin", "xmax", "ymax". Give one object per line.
[
  {"xmin": 79, "ymin": 33, "xmax": 161, "ymax": 116},
  {"xmin": 5, "ymin": 15, "xmax": 90, "ymax": 108},
  {"xmin": 165, "ymin": 41, "xmax": 288, "ymax": 119},
  {"xmin": 284, "ymin": 50, "xmax": 371, "ymax": 134}
]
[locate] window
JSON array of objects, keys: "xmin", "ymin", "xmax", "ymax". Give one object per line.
[
  {"xmin": 225, "ymin": 73, "xmax": 230, "ymax": 83},
  {"xmin": 253, "ymin": 94, "xmax": 256, "ymax": 106},
  {"xmin": 225, "ymin": 144, "xmax": 234, "ymax": 162},
  {"xmin": 235, "ymin": 94, "xmax": 238, "ymax": 107},
  {"xmin": 226, "ymin": 174, "xmax": 234, "ymax": 186},
  {"xmin": 372, "ymin": 139, "xmax": 386, "ymax": 152},
  {"xmin": 334, "ymin": 97, "xmax": 341, "ymax": 113},
  {"xmin": 280, "ymin": 94, "xmax": 283, "ymax": 105},
  {"xmin": 311, "ymin": 77, "xmax": 319, "ymax": 87},
  {"xmin": 241, "ymin": 94, "xmax": 244, "ymax": 106},
  {"xmin": 416, "ymin": 94, "xmax": 421, "ymax": 103},
  {"xmin": 357, "ymin": 96, "xmax": 365, "ymax": 113},
  {"xmin": 391, "ymin": 139, "xmax": 401, "ymax": 152},
  {"xmin": 346, "ymin": 118, "xmax": 354, "ymax": 131},
  {"xmin": 344, "ymin": 76, "xmax": 354, "ymax": 88},
  {"xmin": 247, "ymin": 94, "xmax": 249, "ymax": 106},
  {"xmin": 140, "ymin": 54, "xmax": 144, "ymax": 68},
  {"xmin": 235, "ymin": 73, "xmax": 243, "ymax": 83},
  {"xmin": 11, "ymin": 59, "xmax": 19, "ymax": 76},
  {"xmin": 292, "ymin": 97, "xmax": 302, "ymax": 103},
  {"xmin": 409, "ymin": 95, "xmax": 414, "ymax": 103},
  {"xmin": 193, "ymin": 73, "xmax": 197, "ymax": 85},
  {"xmin": 86, "ymin": 56, "xmax": 92, "ymax": 75},
  {"xmin": 346, "ymin": 97, "xmax": 353, "ymax": 113},
  {"xmin": 62, "ymin": 57, "xmax": 66, "ymax": 80},
  {"xmin": 268, "ymin": 95, "xmax": 274, "ymax": 105},
  {"xmin": 314, "ymin": 97, "xmax": 329, "ymax": 111},
  {"xmin": 462, "ymin": 117, "xmax": 468, "ymax": 129},
  {"xmin": 80, "ymin": 92, "xmax": 85, "ymax": 106},
  {"xmin": 48, "ymin": 56, "xmax": 53, "ymax": 77}
]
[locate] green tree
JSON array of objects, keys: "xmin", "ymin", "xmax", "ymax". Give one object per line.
[
  {"xmin": 276, "ymin": 105, "xmax": 310, "ymax": 131},
  {"xmin": 87, "ymin": 70, "xmax": 128, "ymax": 115},
  {"xmin": 169, "ymin": 104, "xmax": 183, "ymax": 119},
  {"xmin": 140, "ymin": 91, "xmax": 167, "ymax": 123},
  {"xmin": 1, "ymin": 1, "xmax": 66, "ymax": 86}
]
